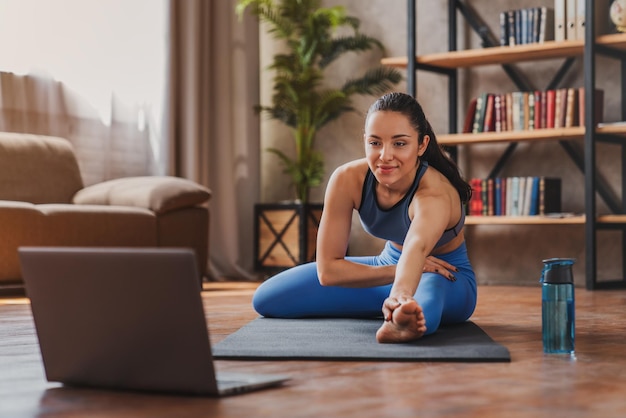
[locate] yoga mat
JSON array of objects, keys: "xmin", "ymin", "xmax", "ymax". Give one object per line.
[{"xmin": 213, "ymin": 318, "xmax": 510, "ymax": 362}]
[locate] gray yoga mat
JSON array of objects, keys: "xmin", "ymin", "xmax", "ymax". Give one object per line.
[{"xmin": 212, "ymin": 318, "xmax": 510, "ymax": 362}]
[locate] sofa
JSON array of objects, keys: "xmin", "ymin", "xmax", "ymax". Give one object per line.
[{"xmin": 0, "ymin": 132, "xmax": 211, "ymax": 289}]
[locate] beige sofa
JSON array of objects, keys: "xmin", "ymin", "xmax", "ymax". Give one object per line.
[{"xmin": 0, "ymin": 132, "xmax": 211, "ymax": 289}]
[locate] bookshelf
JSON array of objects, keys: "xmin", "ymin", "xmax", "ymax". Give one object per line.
[{"xmin": 388, "ymin": 0, "xmax": 626, "ymax": 290}]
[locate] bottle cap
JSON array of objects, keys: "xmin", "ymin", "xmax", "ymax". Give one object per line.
[{"xmin": 541, "ymin": 258, "xmax": 576, "ymax": 284}]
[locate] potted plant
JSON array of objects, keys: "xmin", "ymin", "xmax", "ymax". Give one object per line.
[{"xmin": 237, "ymin": 0, "xmax": 402, "ymax": 272}]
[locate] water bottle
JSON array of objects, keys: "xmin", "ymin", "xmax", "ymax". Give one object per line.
[{"xmin": 540, "ymin": 258, "xmax": 575, "ymax": 354}]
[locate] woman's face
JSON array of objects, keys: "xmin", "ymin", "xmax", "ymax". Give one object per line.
[{"xmin": 364, "ymin": 110, "xmax": 427, "ymax": 187}]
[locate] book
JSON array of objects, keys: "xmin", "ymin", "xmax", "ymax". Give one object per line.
[
  {"xmin": 512, "ymin": 92, "xmax": 522, "ymax": 131},
  {"xmin": 507, "ymin": 10, "xmax": 517, "ymax": 46},
  {"xmin": 487, "ymin": 178, "xmax": 494, "ymax": 216},
  {"xmin": 494, "ymin": 94, "xmax": 503, "ymax": 132},
  {"xmin": 566, "ymin": 0, "xmax": 577, "ymax": 40},
  {"xmin": 539, "ymin": 7, "xmax": 555, "ymax": 43},
  {"xmin": 564, "ymin": 87, "xmax": 577, "ymax": 127},
  {"xmin": 518, "ymin": 176, "xmax": 527, "ymax": 216},
  {"xmin": 469, "ymin": 178, "xmax": 483, "ymax": 216},
  {"xmin": 463, "ymin": 98, "xmax": 478, "ymax": 133},
  {"xmin": 528, "ymin": 92, "xmax": 535, "ymax": 130},
  {"xmin": 534, "ymin": 91, "xmax": 542, "ymax": 130},
  {"xmin": 530, "ymin": 7, "xmax": 540, "ymax": 43},
  {"xmin": 472, "ymin": 93, "xmax": 488, "ymax": 133},
  {"xmin": 506, "ymin": 177, "xmax": 513, "ymax": 216},
  {"xmin": 522, "ymin": 176, "xmax": 534, "ymax": 216},
  {"xmin": 515, "ymin": 9, "xmax": 523, "ymax": 45},
  {"xmin": 558, "ymin": 88, "xmax": 569, "ymax": 127},
  {"xmin": 500, "ymin": 11, "xmax": 509, "ymax": 46},
  {"xmin": 540, "ymin": 90, "xmax": 548, "ymax": 129},
  {"xmin": 546, "ymin": 89, "xmax": 556, "ymax": 128},
  {"xmin": 529, "ymin": 177, "xmax": 540, "ymax": 215},
  {"xmin": 554, "ymin": 88, "xmax": 565, "ymax": 128},
  {"xmin": 522, "ymin": 92, "xmax": 529, "ymax": 130},
  {"xmin": 495, "ymin": 178, "xmax": 503, "ymax": 215},
  {"xmin": 555, "ymin": 0, "xmax": 566, "ymax": 41},
  {"xmin": 506, "ymin": 92, "xmax": 514, "ymax": 132},
  {"xmin": 521, "ymin": 8, "xmax": 529, "ymax": 44},
  {"xmin": 510, "ymin": 177, "xmax": 520, "ymax": 216},
  {"xmin": 483, "ymin": 94, "xmax": 495, "ymax": 132},
  {"xmin": 481, "ymin": 178, "xmax": 488, "ymax": 216},
  {"xmin": 538, "ymin": 177, "xmax": 562, "ymax": 215}
]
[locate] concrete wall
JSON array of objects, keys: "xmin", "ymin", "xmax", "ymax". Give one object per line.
[{"xmin": 258, "ymin": 0, "xmax": 622, "ymax": 287}]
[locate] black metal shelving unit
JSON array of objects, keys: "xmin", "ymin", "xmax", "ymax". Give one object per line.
[{"xmin": 403, "ymin": 0, "xmax": 626, "ymax": 289}]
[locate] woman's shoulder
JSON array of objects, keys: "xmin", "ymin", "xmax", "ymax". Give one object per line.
[{"xmin": 330, "ymin": 158, "xmax": 369, "ymax": 179}]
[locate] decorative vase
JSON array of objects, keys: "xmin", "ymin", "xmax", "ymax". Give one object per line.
[{"xmin": 610, "ymin": 0, "xmax": 626, "ymax": 32}]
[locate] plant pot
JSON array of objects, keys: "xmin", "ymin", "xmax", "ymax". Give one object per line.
[{"xmin": 254, "ymin": 202, "xmax": 323, "ymax": 273}]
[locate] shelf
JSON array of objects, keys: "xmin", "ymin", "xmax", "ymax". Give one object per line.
[
  {"xmin": 436, "ymin": 124, "xmax": 626, "ymax": 146},
  {"xmin": 382, "ymin": 33, "xmax": 626, "ymax": 69},
  {"xmin": 466, "ymin": 214, "xmax": 626, "ymax": 225},
  {"xmin": 466, "ymin": 215, "xmax": 584, "ymax": 225}
]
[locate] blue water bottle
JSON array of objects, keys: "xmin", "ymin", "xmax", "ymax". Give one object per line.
[{"xmin": 541, "ymin": 258, "xmax": 575, "ymax": 354}]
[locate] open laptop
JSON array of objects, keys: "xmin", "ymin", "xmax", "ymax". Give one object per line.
[{"xmin": 18, "ymin": 246, "xmax": 289, "ymax": 396}]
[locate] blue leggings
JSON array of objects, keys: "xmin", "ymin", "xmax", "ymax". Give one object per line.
[{"xmin": 253, "ymin": 241, "xmax": 477, "ymax": 335}]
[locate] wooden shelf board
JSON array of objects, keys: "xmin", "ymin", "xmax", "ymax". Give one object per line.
[
  {"xmin": 598, "ymin": 215, "xmax": 626, "ymax": 224},
  {"xmin": 466, "ymin": 215, "xmax": 585, "ymax": 225},
  {"xmin": 381, "ymin": 33, "xmax": 626, "ymax": 69},
  {"xmin": 438, "ymin": 127, "xmax": 584, "ymax": 145},
  {"xmin": 436, "ymin": 124, "xmax": 626, "ymax": 146},
  {"xmin": 466, "ymin": 215, "xmax": 626, "ymax": 225}
]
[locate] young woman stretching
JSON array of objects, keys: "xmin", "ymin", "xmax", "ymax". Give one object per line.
[{"xmin": 253, "ymin": 92, "xmax": 477, "ymax": 343}]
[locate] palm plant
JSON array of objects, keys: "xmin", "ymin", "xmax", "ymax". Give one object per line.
[{"xmin": 237, "ymin": 0, "xmax": 402, "ymax": 203}]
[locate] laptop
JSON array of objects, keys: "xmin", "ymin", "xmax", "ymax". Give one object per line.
[{"xmin": 18, "ymin": 246, "xmax": 290, "ymax": 396}]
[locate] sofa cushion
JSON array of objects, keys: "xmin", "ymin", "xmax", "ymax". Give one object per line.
[
  {"xmin": 0, "ymin": 133, "xmax": 83, "ymax": 204},
  {"xmin": 73, "ymin": 176, "xmax": 211, "ymax": 215}
]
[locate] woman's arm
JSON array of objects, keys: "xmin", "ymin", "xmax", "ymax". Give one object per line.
[
  {"xmin": 389, "ymin": 189, "xmax": 452, "ymax": 299},
  {"xmin": 316, "ymin": 161, "xmax": 396, "ymax": 287}
]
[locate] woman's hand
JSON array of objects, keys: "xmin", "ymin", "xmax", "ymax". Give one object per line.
[
  {"xmin": 381, "ymin": 295, "xmax": 412, "ymax": 321},
  {"xmin": 422, "ymin": 255, "xmax": 458, "ymax": 281}
]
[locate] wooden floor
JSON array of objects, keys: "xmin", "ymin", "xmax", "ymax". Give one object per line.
[{"xmin": 2, "ymin": 284, "xmax": 626, "ymax": 418}]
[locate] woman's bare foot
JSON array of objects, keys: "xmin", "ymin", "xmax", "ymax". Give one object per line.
[{"xmin": 376, "ymin": 299, "xmax": 427, "ymax": 343}]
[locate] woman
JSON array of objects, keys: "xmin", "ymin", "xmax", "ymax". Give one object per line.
[{"xmin": 253, "ymin": 92, "xmax": 477, "ymax": 343}]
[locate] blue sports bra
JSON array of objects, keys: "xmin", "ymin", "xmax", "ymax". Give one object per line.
[{"xmin": 357, "ymin": 161, "xmax": 465, "ymax": 248}]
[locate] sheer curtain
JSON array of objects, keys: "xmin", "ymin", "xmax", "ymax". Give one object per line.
[
  {"xmin": 0, "ymin": 0, "xmax": 262, "ymax": 280},
  {"xmin": 0, "ymin": 0, "xmax": 167, "ymax": 185},
  {"xmin": 165, "ymin": 0, "xmax": 261, "ymax": 281}
]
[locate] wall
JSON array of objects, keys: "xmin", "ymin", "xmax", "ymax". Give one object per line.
[{"xmin": 259, "ymin": 0, "xmax": 623, "ymax": 287}]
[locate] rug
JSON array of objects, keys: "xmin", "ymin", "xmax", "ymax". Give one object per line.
[{"xmin": 212, "ymin": 318, "xmax": 510, "ymax": 362}]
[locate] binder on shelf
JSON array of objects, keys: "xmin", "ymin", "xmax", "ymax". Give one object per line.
[
  {"xmin": 575, "ymin": 0, "xmax": 612, "ymax": 40},
  {"xmin": 555, "ymin": 0, "xmax": 566, "ymax": 41},
  {"xmin": 565, "ymin": 0, "xmax": 577, "ymax": 40}
]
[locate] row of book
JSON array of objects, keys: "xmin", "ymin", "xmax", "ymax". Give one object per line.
[
  {"xmin": 499, "ymin": 7, "xmax": 554, "ymax": 46},
  {"xmin": 498, "ymin": 1, "xmax": 613, "ymax": 46},
  {"xmin": 463, "ymin": 88, "xmax": 604, "ymax": 134},
  {"xmin": 468, "ymin": 177, "xmax": 561, "ymax": 217}
]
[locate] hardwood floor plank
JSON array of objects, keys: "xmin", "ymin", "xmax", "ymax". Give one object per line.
[{"xmin": 1, "ymin": 285, "xmax": 625, "ymax": 417}]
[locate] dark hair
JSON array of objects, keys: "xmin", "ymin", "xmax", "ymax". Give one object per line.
[{"xmin": 366, "ymin": 92, "xmax": 472, "ymax": 203}]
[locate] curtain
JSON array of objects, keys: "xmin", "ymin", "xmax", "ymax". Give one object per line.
[
  {"xmin": 165, "ymin": 0, "xmax": 261, "ymax": 281},
  {"xmin": 0, "ymin": 0, "xmax": 164, "ymax": 186}
]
